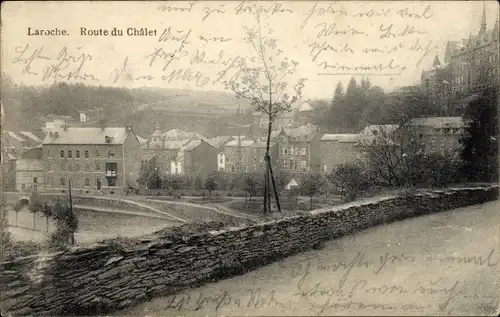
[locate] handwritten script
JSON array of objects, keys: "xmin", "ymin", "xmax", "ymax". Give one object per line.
[
  {"xmin": 10, "ymin": 1, "xmax": 447, "ymax": 86},
  {"xmin": 125, "ymin": 248, "xmax": 500, "ymax": 315}
]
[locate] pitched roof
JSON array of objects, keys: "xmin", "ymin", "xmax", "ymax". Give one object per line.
[
  {"xmin": 284, "ymin": 124, "xmax": 319, "ymax": 141},
  {"xmin": 161, "ymin": 140, "xmax": 188, "ymax": 150},
  {"xmin": 136, "ymin": 135, "xmax": 149, "ymax": 145},
  {"xmin": 181, "ymin": 139, "xmax": 203, "ymax": 151},
  {"xmin": 20, "ymin": 131, "xmax": 43, "ymax": 144},
  {"xmin": 360, "ymin": 125, "xmax": 399, "ymax": 135},
  {"xmin": 208, "ymin": 136, "xmax": 233, "ymax": 149},
  {"xmin": 8, "ymin": 131, "xmax": 26, "ymax": 142},
  {"xmin": 225, "ymin": 140, "xmax": 255, "ymax": 147},
  {"xmin": 251, "ymin": 141, "xmax": 276, "ymax": 148},
  {"xmin": 42, "ymin": 127, "xmax": 133, "ymax": 145},
  {"xmin": 409, "ymin": 117, "xmax": 464, "ymax": 128},
  {"xmin": 163, "ymin": 129, "xmax": 206, "ymax": 141},
  {"xmin": 320, "ymin": 133, "xmax": 359, "ymax": 143}
]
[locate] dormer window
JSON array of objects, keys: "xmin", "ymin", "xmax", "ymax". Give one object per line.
[{"xmin": 108, "ymin": 150, "xmax": 114, "ymax": 158}]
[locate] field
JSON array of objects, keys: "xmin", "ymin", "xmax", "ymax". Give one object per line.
[{"xmin": 6, "ymin": 206, "xmax": 176, "ymax": 246}]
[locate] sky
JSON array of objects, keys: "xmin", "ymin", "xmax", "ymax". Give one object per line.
[{"xmin": 1, "ymin": 1, "xmax": 499, "ymax": 99}]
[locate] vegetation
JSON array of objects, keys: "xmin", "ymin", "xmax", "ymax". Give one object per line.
[
  {"xmin": 0, "ymin": 197, "xmax": 12, "ymax": 262},
  {"xmin": 204, "ymin": 173, "xmax": 218, "ymax": 199},
  {"xmin": 357, "ymin": 115, "xmax": 424, "ymax": 187},
  {"xmin": 243, "ymin": 174, "xmax": 260, "ymax": 202},
  {"xmin": 225, "ymin": 13, "xmax": 305, "ymax": 213},
  {"xmin": 314, "ymin": 77, "xmax": 440, "ymax": 134},
  {"xmin": 328, "ymin": 164, "xmax": 367, "ymax": 202},
  {"xmin": 49, "ymin": 200, "xmax": 79, "ymax": 249},
  {"xmin": 28, "ymin": 192, "xmax": 44, "ymax": 230},
  {"xmin": 459, "ymin": 87, "xmax": 498, "ymax": 182},
  {"xmin": 300, "ymin": 173, "xmax": 325, "ymax": 210}
]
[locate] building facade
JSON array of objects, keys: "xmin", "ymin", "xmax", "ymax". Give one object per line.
[
  {"xmin": 141, "ymin": 124, "xmax": 215, "ymax": 175},
  {"xmin": 43, "ymin": 127, "xmax": 141, "ymax": 194},
  {"xmin": 271, "ymin": 124, "xmax": 321, "ymax": 173},
  {"xmin": 447, "ymin": 7, "xmax": 499, "ymax": 94},
  {"xmin": 15, "ymin": 146, "xmax": 44, "ymax": 193},
  {"xmin": 249, "ymin": 141, "xmax": 278, "ymax": 173},
  {"xmin": 409, "ymin": 117, "xmax": 464, "ymax": 157},
  {"xmin": 219, "ymin": 139, "xmax": 255, "ymax": 173},
  {"xmin": 319, "ymin": 134, "xmax": 360, "ymax": 173}
]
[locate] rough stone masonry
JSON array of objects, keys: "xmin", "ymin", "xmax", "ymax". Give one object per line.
[{"xmin": 1, "ymin": 186, "xmax": 498, "ymax": 316}]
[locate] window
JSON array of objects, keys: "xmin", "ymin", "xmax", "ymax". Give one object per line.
[
  {"xmin": 84, "ymin": 164, "xmax": 90, "ymax": 171},
  {"xmin": 33, "ymin": 177, "xmax": 38, "ymax": 184},
  {"xmin": 60, "ymin": 177, "xmax": 66, "ymax": 186},
  {"xmin": 75, "ymin": 164, "xmax": 80, "ymax": 171},
  {"xmin": 47, "ymin": 163, "xmax": 51, "ymax": 171},
  {"xmin": 85, "ymin": 178, "xmax": 90, "ymax": 186},
  {"xmin": 47, "ymin": 149, "xmax": 51, "ymax": 157},
  {"xmin": 108, "ymin": 150, "xmax": 114, "ymax": 158},
  {"xmin": 84, "ymin": 150, "xmax": 89, "ymax": 158},
  {"xmin": 96, "ymin": 150, "xmax": 100, "ymax": 158},
  {"xmin": 68, "ymin": 164, "xmax": 73, "ymax": 171},
  {"xmin": 76, "ymin": 150, "xmax": 80, "ymax": 158},
  {"xmin": 107, "ymin": 178, "xmax": 116, "ymax": 187},
  {"xmin": 68, "ymin": 150, "xmax": 73, "ymax": 158},
  {"xmin": 323, "ymin": 165, "xmax": 327, "ymax": 172},
  {"xmin": 60, "ymin": 150, "xmax": 65, "ymax": 158},
  {"xmin": 21, "ymin": 184, "xmax": 25, "ymax": 190},
  {"xmin": 220, "ymin": 158, "xmax": 223, "ymax": 164},
  {"xmin": 105, "ymin": 163, "xmax": 117, "ymax": 177},
  {"xmin": 96, "ymin": 163, "xmax": 100, "ymax": 171}
]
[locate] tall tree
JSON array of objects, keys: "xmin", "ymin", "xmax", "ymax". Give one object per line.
[
  {"xmin": 343, "ymin": 77, "xmax": 362, "ymax": 131},
  {"xmin": 28, "ymin": 192, "xmax": 43, "ymax": 230},
  {"xmin": 226, "ymin": 12, "xmax": 306, "ymax": 213},
  {"xmin": 332, "ymin": 81, "xmax": 345, "ymax": 106},
  {"xmin": 460, "ymin": 87, "xmax": 498, "ymax": 182}
]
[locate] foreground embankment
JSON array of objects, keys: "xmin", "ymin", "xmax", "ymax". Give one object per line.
[{"xmin": 1, "ymin": 186, "xmax": 498, "ymax": 316}]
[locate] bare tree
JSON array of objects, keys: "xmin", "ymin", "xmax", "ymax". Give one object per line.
[
  {"xmin": 357, "ymin": 116, "xmax": 424, "ymax": 187},
  {"xmin": 225, "ymin": 13, "xmax": 306, "ymax": 213}
]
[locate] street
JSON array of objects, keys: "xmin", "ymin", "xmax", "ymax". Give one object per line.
[{"xmin": 118, "ymin": 199, "xmax": 500, "ymax": 316}]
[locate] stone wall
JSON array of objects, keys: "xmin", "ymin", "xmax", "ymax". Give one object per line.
[{"xmin": 1, "ymin": 186, "xmax": 498, "ymax": 316}]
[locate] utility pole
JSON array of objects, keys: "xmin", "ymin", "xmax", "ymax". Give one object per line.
[
  {"xmin": 68, "ymin": 179, "xmax": 74, "ymax": 245},
  {"xmin": 237, "ymin": 104, "xmax": 242, "ymax": 173}
]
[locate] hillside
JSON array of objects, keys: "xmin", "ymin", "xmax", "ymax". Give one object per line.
[{"xmin": 137, "ymin": 88, "xmax": 252, "ymax": 114}]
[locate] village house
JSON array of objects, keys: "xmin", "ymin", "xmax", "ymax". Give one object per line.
[
  {"xmin": 270, "ymin": 123, "xmax": 322, "ymax": 173},
  {"xmin": 319, "ymin": 134, "xmax": 360, "ymax": 173},
  {"xmin": 42, "ymin": 126, "xmax": 141, "ymax": 194},
  {"xmin": 15, "ymin": 145, "xmax": 44, "ymax": 193},
  {"xmin": 141, "ymin": 124, "xmax": 216, "ymax": 175},
  {"xmin": 249, "ymin": 141, "xmax": 278, "ymax": 173},
  {"xmin": 218, "ymin": 139, "xmax": 255, "ymax": 173},
  {"xmin": 208, "ymin": 136, "xmax": 235, "ymax": 171},
  {"xmin": 408, "ymin": 117, "xmax": 464, "ymax": 156}
]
